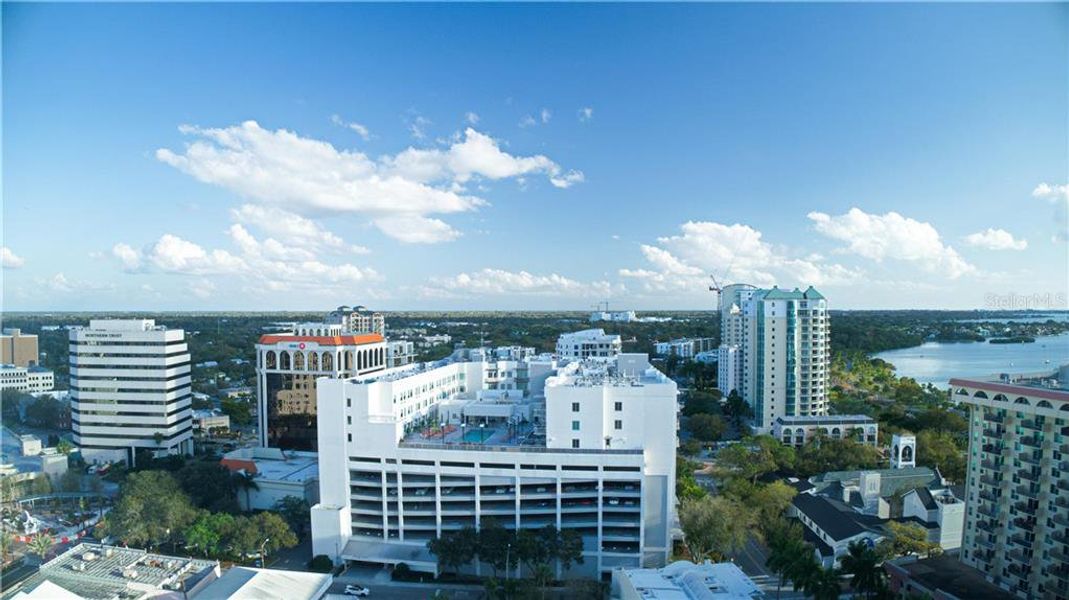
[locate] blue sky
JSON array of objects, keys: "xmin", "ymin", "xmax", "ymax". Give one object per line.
[{"xmin": 3, "ymin": 3, "xmax": 1067, "ymax": 311}]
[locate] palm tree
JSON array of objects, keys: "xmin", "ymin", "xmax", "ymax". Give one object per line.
[
  {"xmin": 233, "ymin": 471, "xmax": 259, "ymax": 511},
  {"xmin": 802, "ymin": 565, "xmax": 843, "ymax": 600},
  {"xmin": 27, "ymin": 534, "xmax": 52, "ymax": 562},
  {"xmin": 841, "ymin": 540, "xmax": 883, "ymax": 599},
  {"xmin": 766, "ymin": 528, "xmax": 810, "ymax": 599}
]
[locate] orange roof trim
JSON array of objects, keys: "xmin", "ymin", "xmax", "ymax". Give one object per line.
[
  {"xmin": 220, "ymin": 458, "xmax": 258, "ymax": 475},
  {"xmin": 258, "ymin": 333, "xmax": 385, "ymax": 346}
]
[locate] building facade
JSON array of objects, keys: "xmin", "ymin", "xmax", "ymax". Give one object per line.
[
  {"xmin": 0, "ymin": 365, "xmax": 54, "ymax": 393},
  {"xmin": 69, "ymin": 319, "xmax": 193, "ymax": 465},
  {"xmin": 556, "ymin": 329, "xmax": 623, "ymax": 361},
  {"xmin": 1, "ymin": 328, "xmax": 39, "ymax": 367},
  {"xmin": 772, "ymin": 415, "xmax": 878, "ymax": 448},
  {"xmin": 255, "ymin": 332, "xmax": 386, "ymax": 449},
  {"xmin": 653, "ymin": 338, "xmax": 715, "ymax": 360},
  {"xmin": 310, "ymin": 353, "xmax": 678, "ymax": 578},
  {"xmin": 952, "ymin": 372, "xmax": 1069, "ymax": 599},
  {"xmin": 715, "ymin": 285, "xmax": 830, "ymax": 431},
  {"xmin": 325, "ymin": 305, "xmax": 385, "ymax": 336}
]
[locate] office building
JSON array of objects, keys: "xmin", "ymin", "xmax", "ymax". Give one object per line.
[
  {"xmin": 310, "ymin": 352, "xmax": 678, "ymax": 577},
  {"xmin": 255, "ymin": 328, "xmax": 386, "ymax": 449},
  {"xmin": 1, "ymin": 328, "xmax": 39, "ymax": 367},
  {"xmin": 715, "ymin": 284, "xmax": 830, "ymax": 431},
  {"xmin": 556, "ymin": 328, "xmax": 623, "ymax": 360},
  {"xmin": 884, "ymin": 555, "xmax": 1015, "ymax": 600},
  {"xmin": 69, "ymin": 320, "xmax": 193, "ymax": 466},
  {"xmin": 0, "ymin": 365, "xmax": 54, "ymax": 393},
  {"xmin": 952, "ymin": 369, "xmax": 1069, "ymax": 599}
]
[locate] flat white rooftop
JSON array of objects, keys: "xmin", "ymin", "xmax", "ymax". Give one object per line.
[{"xmin": 615, "ymin": 560, "xmax": 762, "ymax": 599}]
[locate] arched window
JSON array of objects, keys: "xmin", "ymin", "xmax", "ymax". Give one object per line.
[
  {"xmin": 280, "ymin": 351, "xmax": 291, "ymax": 370},
  {"xmin": 1037, "ymin": 400, "xmax": 1053, "ymax": 409},
  {"xmin": 322, "ymin": 352, "xmax": 334, "ymax": 371},
  {"xmin": 974, "ymin": 391, "xmax": 989, "ymax": 399},
  {"xmin": 358, "ymin": 350, "xmax": 365, "ymax": 371},
  {"xmin": 1060, "ymin": 403, "xmax": 1069, "ymax": 412},
  {"xmin": 955, "ymin": 388, "xmax": 969, "ymax": 395},
  {"xmin": 782, "ymin": 428, "xmax": 792, "ymax": 442},
  {"xmin": 993, "ymin": 394, "xmax": 1009, "ymax": 402},
  {"xmin": 294, "ymin": 351, "xmax": 305, "ymax": 370},
  {"xmin": 309, "ymin": 352, "xmax": 319, "ymax": 371},
  {"xmin": 831, "ymin": 427, "xmax": 841, "ymax": 438},
  {"xmin": 1014, "ymin": 397, "xmax": 1030, "ymax": 405},
  {"xmin": 265, "ymin": 351, "xmax": 277, "ymax": 369},
  {"xmin": 344, "ymin": 351, "xmax": 354, "ymax": 371},
  {"xmin": 901, "ymin": 445, "xmax": 914, "ymax": 461}
]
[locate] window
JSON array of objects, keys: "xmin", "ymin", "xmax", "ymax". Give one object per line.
[
  {"xmin": 572, "ymin": 420, "xmax": 580, "ymax": 431},
  {"xmin": 614, "ymin": 401, "xmax": 622, "ymax": 411},
  {"xmin": 572, "ymin": 439, "xmax": 580, "ymax": 449},
  {"xmin": 347, "ymin": 416, "xmax": 352, "ymax": 425},
  {"xmin": 347, "ymin": 433, "xmax": 352, "ymax": 442},
  {"xmin": 572, "ymin": 402, "xmax": 580, "ymax": 412},
  {"xmin": 615, "ymin": 420, "xmax": 623, "ymax": 430}
]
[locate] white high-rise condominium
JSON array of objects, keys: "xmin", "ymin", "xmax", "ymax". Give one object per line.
[
  {"xmin": 69, "ymin": 319, "xmax": 193, "ymax": 465},
  {"xmin": 311, "ymin": 352, "xmax": 678, "ymax": 578},
  {"xmin": 716, "ymin": 285, "xmax": 830, "ymax": 431}
]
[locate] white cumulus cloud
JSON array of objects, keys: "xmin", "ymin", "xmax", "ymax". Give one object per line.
[
  {"xmin": 1, "ymin": 247, "xmax": 25, "ymax": 269},
  {"xmin": 620, "ymin": 221, "xmax": 861, "ymax": 294},
  {"xmin": 111, "ymin": 243, "xmax": 143, "ymax": 272},
  {"xmin": 964, "ymin": 228, "xmax": 1027, "ymax": 251},
  {"xmin": 157, "ymin": 121, "xmax": 581, "ymax": 244},
  {"xmin": 808, "ymin": 208, "xmax": 975, "ymax": 278},
  {"xmin": 1033, "ymin": 182, "xmax": 1069, "ymax": 203},
  {"xmin": 426, "ymin": 268, "xmax": 620, "ymax": 298},
  {"xmin": 579, "ymin": 107, "xmax": 594, "ymax": 122}
]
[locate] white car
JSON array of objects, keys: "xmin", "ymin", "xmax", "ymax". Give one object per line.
[{"xmin": 344, "ymin": 584, "xmax": 370, "ymax": 596}]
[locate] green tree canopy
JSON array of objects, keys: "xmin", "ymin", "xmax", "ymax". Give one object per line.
[
  {"xmin": 108, "ymin": 470, "xmax": 196, "ymax": 548},
  {"xmin": 678, "ymin": 496, "xmax": 753, "ymax": 561}
]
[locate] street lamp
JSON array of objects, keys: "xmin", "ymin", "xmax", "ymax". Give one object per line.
[
  {"xmin": 440, "ymin": 422, "xmax": 446, "ymax": 441},
  {"xmin": 479, "ymin": 422, "xmax": 486, "ymax": 444},
  {"xmin": 259, "ymin": 537, "xmax": 270, "ymax": 567}
]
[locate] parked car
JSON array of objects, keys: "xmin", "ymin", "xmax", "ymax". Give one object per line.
[{"xmin": 344, "ymin": 584, "xmax": 371, "ymax": 596}]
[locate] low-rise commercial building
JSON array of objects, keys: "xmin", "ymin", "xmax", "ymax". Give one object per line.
[
  {"xmin": 220, "ymin": 447, "xmax": 319, "ymax": 511},
  {"xmin": 772, "ymin": 415, "xmax": 878, "ymax": 447},
  {"xmin": 196, "ymin": 567, "xmax": 331, "ymax": 600},
  {"xmin": 2, "ymin": 543, "xmax": 220, "ymax": 600},
  {"xmin": 193, "ymin": 409, "xmax": 231, "ymax": 432},
  {"xmin": 610, "ymin": 560, "xmax": 762, "ymax": 600},
  {"xmin": 0, "ymin": 365, "xmax": 55, "ymax": 393},
  {"xmin": 884, "ymin": 555, "xmax": 1015, "ymax": 600},
  {"xmin": 653, "ymin": 338, "xmax": 715, "ymax": 360}
]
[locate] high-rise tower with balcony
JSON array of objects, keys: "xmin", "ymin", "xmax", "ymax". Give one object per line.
[
  {"xmin": 952, "ymin": 369, "xmax": 1069, "ymax": 599},
  {"xmin": 717, "ymin": 285, "xmax": 830, "ymax": 431}
]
